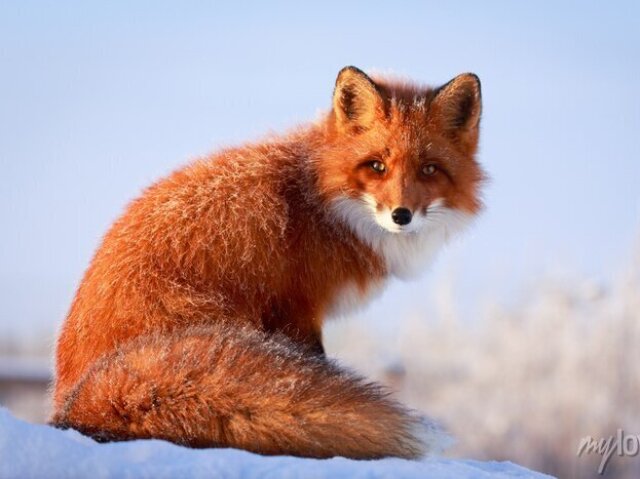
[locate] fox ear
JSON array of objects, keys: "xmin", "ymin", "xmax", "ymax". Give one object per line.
[
  {"xmin": 333, "ymin": 66, "xmax": 385, "ymax": 134},
  {"xmin": 432, "ymin": 73, "xmax": 482, "ymax": 140}
]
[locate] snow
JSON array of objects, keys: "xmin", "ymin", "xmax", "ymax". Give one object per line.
[{"xmin": 0, "ymin": 407, "xmax": 553, "ymax": 479}]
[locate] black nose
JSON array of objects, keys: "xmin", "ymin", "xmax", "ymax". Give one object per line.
[{"xmin": 391, "ymin": 207, "xmax": 412, "ymax": 226}]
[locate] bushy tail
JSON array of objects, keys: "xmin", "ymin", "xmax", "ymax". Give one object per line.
[{"xmin": 51, "ymin": 323, "xmax": 447, "ymax": 459}]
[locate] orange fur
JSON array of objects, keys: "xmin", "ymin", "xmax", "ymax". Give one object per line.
[
  {"xmin": 51, "ymin": 66, "xmax": 485, "ymax": 459},
  {"xmin": 54, "ymin": 324, "xmax": 427, "ymax": 458}
]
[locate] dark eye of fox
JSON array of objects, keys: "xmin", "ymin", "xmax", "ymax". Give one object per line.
[
  {"xmin": 422, "ymin": 164, "xmax": 437, "ymax": 176},
  {"xmin": 370, "ymin": 160, "xmax": 386, "ymax": 173}
]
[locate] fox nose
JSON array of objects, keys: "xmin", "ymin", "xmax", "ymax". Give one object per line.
[{"xmin": 391, "ymin": 207, "xmax": 412, "ymax": 226}]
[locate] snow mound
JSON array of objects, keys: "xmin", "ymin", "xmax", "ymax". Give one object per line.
[{"xmin": 0, "ymin": 407, "xmax": 553, "ymax": 478}]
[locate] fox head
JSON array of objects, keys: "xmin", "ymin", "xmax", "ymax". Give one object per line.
[{"xmin": 318, "ymin": 66, "xmax": 486, "ymax": 277}]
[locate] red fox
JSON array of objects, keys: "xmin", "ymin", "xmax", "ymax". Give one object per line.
[{"xmin": 51, "ymin": 66, "xmax": 485, "ymax": 459}]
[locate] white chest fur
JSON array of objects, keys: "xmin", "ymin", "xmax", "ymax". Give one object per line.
[
  {"xmin": 371, "ymin": 225, "xmax": 451, "ymax": 279},
  {"xmin": 325, "ymin": 280, "xmax": 386, "ymax": 319}
]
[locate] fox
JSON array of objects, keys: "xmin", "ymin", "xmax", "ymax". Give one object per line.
[{"xmin": 51, "ymin": 66, "xmax": 485, "ymax": 459}]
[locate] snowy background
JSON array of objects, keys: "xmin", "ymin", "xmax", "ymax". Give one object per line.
[{"xmin": 1, "ymin": 1, "xmax": 639, "ymax": 478}]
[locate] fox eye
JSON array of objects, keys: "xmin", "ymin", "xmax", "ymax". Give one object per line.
[
  {"xmin": 422, "ymin": 164, "xmax": 438, "ymax": 176},
  {"xmin": 369, "ymin": 160, "xmax": 386, "ymax": 173}
]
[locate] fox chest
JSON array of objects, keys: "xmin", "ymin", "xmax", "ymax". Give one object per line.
[{"xmin": 324, "ymin": 280, "xmax": 386, "ymax": 319}]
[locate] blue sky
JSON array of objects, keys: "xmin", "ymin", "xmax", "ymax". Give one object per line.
[{"xmin": 1, "ymin": 1, "xmax": 638, "ymax": 338}]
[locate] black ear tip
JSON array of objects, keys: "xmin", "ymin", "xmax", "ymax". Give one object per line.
[
  {"xmin": 459, "ymin": 73, "xmax": 482, "ymax": 95},
  {"xmin": 338, "ymin": 65, "xmax": 364, "ymax": 76},
  {"xmin": 463, "ymin": 72, "xmax": 480, "ymax": 83},
  {"xmin": 336, "ymin": 65, "xmax": 369, "ymax": 85}
]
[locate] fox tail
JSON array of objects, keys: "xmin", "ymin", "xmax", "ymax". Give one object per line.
[{"xmin": 51, "ymin": 323, "xmax": 448, "ymax": 459}]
